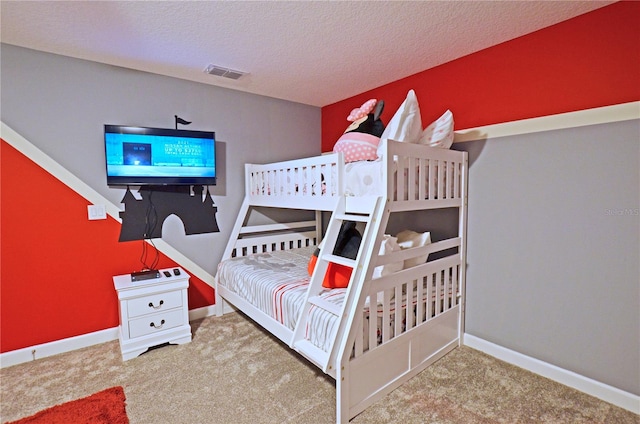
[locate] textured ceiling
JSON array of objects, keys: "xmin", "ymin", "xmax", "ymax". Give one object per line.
[{"xmin": 1, "ymin": 1, "xmax": 614, "ymax": 107}]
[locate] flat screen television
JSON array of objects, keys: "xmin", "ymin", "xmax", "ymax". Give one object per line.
[{"xmin": 104, "ymin": 125, "xmax": 216, "ymax": 186}]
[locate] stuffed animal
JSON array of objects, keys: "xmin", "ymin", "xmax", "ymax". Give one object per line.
[{"xmin": 333, "ymin": 99, "xmax": 385, "ymax": 162}]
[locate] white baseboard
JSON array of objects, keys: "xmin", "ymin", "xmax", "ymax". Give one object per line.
[
  {"xmin": 0, "ymin": 305, "xmax": 218, "ymax": 369},
  {"xmin": 0, "ymin": 327, "xmax": 120, "ymax": 368},
  {"xmin": 464, "ymin": 334, "xmax": 640, "ymax": 415},
  {"xmin": 189, "ymin": 305, "xmax": 217, "ymax": 321},
  {"xmin": 221, "ymin": 299, "xmax": 237, "ymax": 315}
]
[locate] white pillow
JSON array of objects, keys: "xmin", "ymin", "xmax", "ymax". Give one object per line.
[
  {"xmin": 377, "ymin": 90, "xmax": 422, "ymax": 157},
  {"xmin": 396, "ymin": 230, "xmax": 431, "ymax": 268},
  {"xmin": 373, "ymin": 235, "xmax": 404, "ymax": 303},
  {"xmin": 419, "ymin": 110, "xmax": 454, "ymax": 149},
  {"xmin": 372, "ymin": 235, "xmax": 403, "ymax": 279}
]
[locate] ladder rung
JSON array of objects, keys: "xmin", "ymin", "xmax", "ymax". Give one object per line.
[
  {"xmin": 334, "ymin": 213, "xmax": 370, "ymax": 223},
  {"xmin": 294, "ymin": 339, "xmax": 329, "ymax": 368},
  {"xmin": 308, "ymin": 295, "xmax": 341, "ymax": 316},
  {"xmin": 322, "ymin": 253, "xmax": 356, "ymax": 268}
]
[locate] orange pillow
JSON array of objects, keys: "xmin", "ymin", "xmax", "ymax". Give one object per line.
[{"xmin": 307, "ymin": 254, "xmax": 353, "ymax": 289}]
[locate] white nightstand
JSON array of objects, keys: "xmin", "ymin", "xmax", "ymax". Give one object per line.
[{"xmin": 113, "ymin": 267, "xmax": 192, "ymax": 361}]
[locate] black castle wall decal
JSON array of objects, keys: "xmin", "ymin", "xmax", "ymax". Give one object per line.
[{"xmin": 119, "ymin": 185, "xmax": 219, "ymax": 242}]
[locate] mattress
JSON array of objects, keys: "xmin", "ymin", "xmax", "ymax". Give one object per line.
[
  {"xmin": 217, "ymin": 247, "xmax": 353, "ymax": 351},
  {"xmin": 216, "ymin": 246, "xmax": 316, "ymax": 331}
]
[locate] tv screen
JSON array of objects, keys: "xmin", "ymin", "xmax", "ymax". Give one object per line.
[{"xmin": 104, "ymin": 125, "xmax": 216, "ymax": 186}]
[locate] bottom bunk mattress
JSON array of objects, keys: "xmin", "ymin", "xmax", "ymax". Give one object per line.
[
  {"xmin": 217, "ymin": 247, "xmax": 457, "ymax": 353},
  {"xmin": 216, "ymin": 246, "xmax": 346, "ymax": 349},
  {"xmin": 216, "ymin": 246, "xmax": 316, "ymax": 332}
]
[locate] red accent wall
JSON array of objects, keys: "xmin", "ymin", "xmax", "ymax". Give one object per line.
[
  {"xmin": 0, "ymin": 140, "xmax": 214, "ymax": 353},
  {"xmin": 322, "ymin": 1, "xmax": 640, "ymax": 152}
]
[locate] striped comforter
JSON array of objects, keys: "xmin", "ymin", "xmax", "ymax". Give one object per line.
[{"xmin": 216, "ymin": 246, "xmax": 344, "ymax": 350}]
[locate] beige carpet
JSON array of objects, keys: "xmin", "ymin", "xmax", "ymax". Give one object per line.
[{"xmin": 1, "ymin": 312, "xmax": 637, "ymax": 423}]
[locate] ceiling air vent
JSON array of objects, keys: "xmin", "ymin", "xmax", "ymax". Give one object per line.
[{"xmin": 204, "ymin": 64, "xmax": 247, "ymax": 80}]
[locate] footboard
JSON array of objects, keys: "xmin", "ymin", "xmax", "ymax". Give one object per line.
[
  {"xmin": 246, "ymin": 152, "xmax": 344, "ymax": 211},
  {"xmin": 336, "ymin": 237, "xmax": 465, "ymax": 421}
]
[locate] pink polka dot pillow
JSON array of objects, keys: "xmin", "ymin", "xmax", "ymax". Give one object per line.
[
  {"xmin": 333, "ymin": 132, "xmax": 380, "ymax": 163},
  {"xmin": 419, "ymin": 110, "xmax": 454, "ymax": 149}
]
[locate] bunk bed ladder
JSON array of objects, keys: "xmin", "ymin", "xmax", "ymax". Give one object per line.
[{"xmin": 292, "ymin": 196, "xmax": 384, "ymax": 374}]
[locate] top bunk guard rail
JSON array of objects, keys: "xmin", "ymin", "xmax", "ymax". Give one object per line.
[
  {"xmin": 245, "ymin": 152, "xmax": 344, "ymax": 211},
  {"xmin": 383, "ymin": 140, "xmax": 468, "ymax": 212},
  {"xmin": 243, "ymin": 141, "xmax": 467, "ymax": 214}
]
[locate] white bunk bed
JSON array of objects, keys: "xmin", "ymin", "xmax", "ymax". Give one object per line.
[{"xmin": 215, "ymin": 139, "xmax": 468, "ymax": 423}]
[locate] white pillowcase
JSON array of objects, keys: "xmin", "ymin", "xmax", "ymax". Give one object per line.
[
  {"xmin": 396, "ymin": 230, "xmax": 431, "ymax": 268},
  {"xmin": 377, "ymin": 89, "xmax": 422, "ymax": 157},
  {"xmin": 419, "ymin": 110, "xmax": 454, "ymax": 149},
  {"xmin": 372, "ymin": 235, "xmax": 404, "ymax": 279}
]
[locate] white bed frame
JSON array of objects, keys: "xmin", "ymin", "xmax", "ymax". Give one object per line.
[{"xmin": 215, "ymin": 139, "xmax": 468, "ymax": 423}]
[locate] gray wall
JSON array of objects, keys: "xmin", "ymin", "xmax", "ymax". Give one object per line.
[
  {"xmin": 1, "ymin": 44, "xmax": 320, "ymax": 275},
  {"xmin": 458, "ymin": 120, "xmax": 639, "ymax": 395}
]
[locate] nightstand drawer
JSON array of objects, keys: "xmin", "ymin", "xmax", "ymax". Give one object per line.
[
  {"xmin": 128, "ymin": 308, "xmax": 184, "ymax": 339},
  {"xmin": 127, "ymin": 290, "xmax": 183, "ymax": 318}
]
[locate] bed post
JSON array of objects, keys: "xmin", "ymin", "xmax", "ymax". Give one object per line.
[
  {"xmin": 215, "ymin": 197, "xmax": 251, "ymax": 316},
  {"xmin": 315, "ymin": 210, "xmax": 323, "ymax": 242},
  {"xmin": 458, "ymin": 152, "xmax": 469, "ymax": 345},
  {"xmin": 336, "ymin": 364, "xmax": 350, "ymax": 424}
]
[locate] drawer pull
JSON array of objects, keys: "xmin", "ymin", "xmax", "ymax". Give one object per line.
[
  {"xmin": 148, "ymin": 300, "xmax": 164, "ymax": 309},
  {"xmin": 150, "ymin": 319, "xmax": 166, "ymax": 329}
]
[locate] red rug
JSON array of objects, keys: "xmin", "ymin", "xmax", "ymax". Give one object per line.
[{"xmin": 7, "ymin": 386, "xmax": 129, "ymax": 424}]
